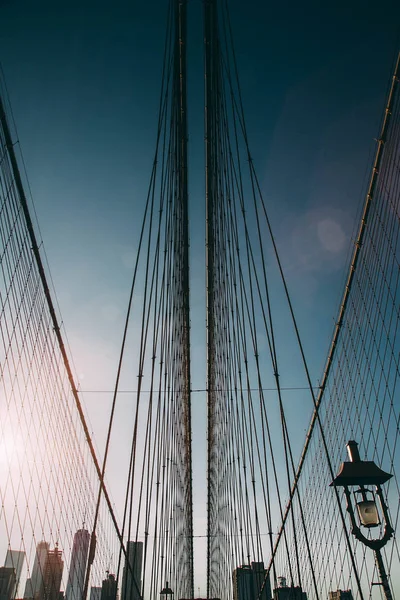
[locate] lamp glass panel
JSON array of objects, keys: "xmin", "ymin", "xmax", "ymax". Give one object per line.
[{"xmin": 356, "ymin": 500, "xmax": 380, "ymax": 528}]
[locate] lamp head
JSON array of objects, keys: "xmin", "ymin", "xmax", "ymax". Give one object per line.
[
  {"xmin": 330, "ymin": 441, "xmax": 392, "ymax": 487},
  {"xmin": 160, "ymin": 583, "xmax": 174, "ymax": 598}
]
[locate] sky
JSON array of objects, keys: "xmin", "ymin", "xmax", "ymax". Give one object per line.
[{"xmin": 0, "ymin": 0, "xmax": 400, "ymax": 594}]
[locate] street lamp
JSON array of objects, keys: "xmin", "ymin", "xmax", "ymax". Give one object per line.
[
  {"xmin": 331, "ymin": 440, "xmax": 394, "ymax": 600},
  {"xmin": 160, "ymin": 582, "xmax": 174, "ymax": 600}
]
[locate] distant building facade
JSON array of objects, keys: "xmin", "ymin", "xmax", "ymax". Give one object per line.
[
  {"xmin": 273, "ymin": 579, "xmax": 307, "ymax": 600},
  {"xmin": 4, "ymin": 550, "xmax": 25, "ymax": 598},
  {"xmin": 89, "ymin": 587, "xmax": 102, "ymax": 600},
  {"xmin": 0, "ymin": 568, "xmax": 16, "ymax": 600},
  {"xmin": 100, "ymin": 574, "xmax": 117, "ymax": 600},
  {"xmin": 23, "ymin": 543, "xmax": 63, "ymax": 600},
  {"xmin": 233, "ymin": 562, "xmax": 271, "ymax": 600},
  {"xmin": 41, "ymin": 546, "xmax": 64, "ymax": 600},
  {"xmin": 24, "ymin": 542, "xmax": 49, "ymax": 600},
  {"xmin": 328, "ymin": 591, "xmax": 353, "ymax": 600},
  {"xmin": 65, "ymin": 530, "xmax": 90, "ymax": 600},
  {"xmin": 121, "ymin": 542, "xmax": 143, "ymax": 600}
]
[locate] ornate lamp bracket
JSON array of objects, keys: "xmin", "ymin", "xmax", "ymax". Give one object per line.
[{"xmin": 343, "ymin": 485, "xmax": 394, "ymax": 551}]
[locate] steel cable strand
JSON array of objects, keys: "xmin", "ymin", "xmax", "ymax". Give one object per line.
[{"xmin": 216, "ymin": 12, "xmax": 322, "ymax": 592}]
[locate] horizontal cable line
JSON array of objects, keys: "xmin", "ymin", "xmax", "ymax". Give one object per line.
[{"xmin": 78, "ymin": 386, "xmax": 320, "ymax": 394}]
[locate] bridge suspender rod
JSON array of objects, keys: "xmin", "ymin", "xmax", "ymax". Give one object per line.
[
  {"xmin": 177, "ymin": 0, "xmax": 194, "ymax": 593},
  {"xmin": 268, "ymin": 49, "xmax": 400, "ymax": 584},
  {"xmin": 0, "ymin": 94, "xmax": 125, "ymax": 554},
  {"xmin": 204, "ymin": 0, "xmax": 216, "ymax": 596}
]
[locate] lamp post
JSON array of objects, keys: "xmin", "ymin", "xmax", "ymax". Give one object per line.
[
  {"xmin": 160, "ymin": 582, "xmax": 174, "ymax": 600},
  {"xmin": 331, "ymin": 441, "xmax": 394, "ymax": 600}
]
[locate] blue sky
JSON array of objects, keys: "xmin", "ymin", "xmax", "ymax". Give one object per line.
[{"xmin": 1, "ymin": 0, "xmax": 400, "ymax": 593}]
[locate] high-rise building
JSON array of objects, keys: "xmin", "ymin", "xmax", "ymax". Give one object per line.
[
  {"xmin": 100, "ymin": 574, "xmax": 117, "ymax": 600},
  {"xmin": 4, "ymin": 550, "xmax": 25, "ymax": 598},
  {"xmin": 41, "ymin": 546, "xmax": 63, "ymax": 600},
  {"xmin": 24, "ymin": 578, "xmax": 33, "ymax": 599},
  {"xmin": 233, "ymin": 562, "xmax": 271, "ymax": 600},
  {"xmin": 65, "ymin": 530, "xmax": 90, "ymax": 600},
  {"xmin": 121, "ymin": 542, "xmax": 143, "ymax": 600},
  {"xmin": 24, "ymin": 542, "xmax": 49, "ymax": 600},
  {"xmin": 89, "ymin": 587, "xmax": 101, "ymax": 600},
  {"xmin": 328, "ymin": 591, "xmax": 353, "ymax": 600},
  {"xmin": 273, "ymin": 579, "xmax": 307, "ymax": 600},
  {"xmin": 0, "ymin": 568, "xmax": 17, "ymax": 600}
]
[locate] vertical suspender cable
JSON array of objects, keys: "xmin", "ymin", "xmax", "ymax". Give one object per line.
[
  {"xmin": 204, "ymin": 0, "xmax": 216, "ymax": 595},
  {"xmin": 176, "ymin": 0, "xmax": 194, "ymax": 594}
]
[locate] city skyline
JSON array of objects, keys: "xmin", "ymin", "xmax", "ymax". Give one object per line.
[{"xmin": 4, "ymin": 536, "xmax": 119, "ymax": 600}]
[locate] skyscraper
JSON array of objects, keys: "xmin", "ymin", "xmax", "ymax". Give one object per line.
[
  {"xmin": 24, "ymin": 542, "xmax": 49, "ymax": 600},
  {"xmin": 328, "ymin": 591, "xmax": 354, "ymax": 600},
  {"xmin": 233, "ymin": 562, "xmax": 271, "ymax": 600},
  {"xmin": 41, "ymin": 546, "xmax": 63, "ymax": 600},
  {"xmin": 251, "ymin": 563, "xmax": 271, "ymax": 600},
  {"xmin": 273, "ymin": 579, "xmax": 307, "ymax": 600},
  {"xmin": 0, "ymin": 568, "xmax": 16, "ymax": 600},
  {"xmin": 120, "ymin": 542, "xmax": 143, "ymax": 600},
  {"xmin": 100, "ymin": 574, "xmax": 117, "ymax": 600},
  {"xmin": 65, "ymin": 530, "xmax": 90, "ymax": 600},
  {"xmin": 4, "ymin": 550, "xmax": 25, "ymax": 598},
  {"xmin": 89, "ymin": 587, "xmax": 101, "ymax": 600}
]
